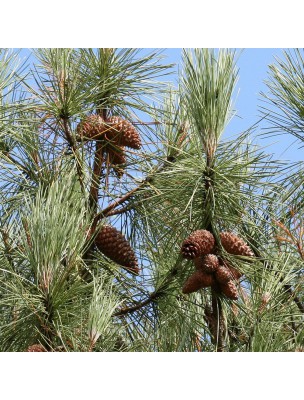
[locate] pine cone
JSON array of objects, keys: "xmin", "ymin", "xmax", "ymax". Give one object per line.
[
  {"xmin": 227, "ymin": 264, "xmax": 243, "ymax": 280},
  {"xmin": 76, "ymin": 115, "xmax": 105, "ymax": 140},
  {"xmin": 215, "ymin": 264, "xmax": 233, "ymax": 284},
  {"xmin": 107, "ymin": 146, "xmax": 126, "ymax": 178},
  {"xmin": 181, "ymin": 230, "xmax": 215, "ymax": 259},
  {"xmin": 106, "ymin": 116, "xmax": 141, "ymax": 149},
  {"xmin": 194, "ymin": 254, "xmax": 219, "ymax": 273},
  {"xmin": 220, "ymin": 280, "xmax": 238, "ymax": 300},
  {"xmin": 95, "ymin": 225, "xmax": 139, "ymax": 274},
  {"xmin": 27, "ymin": 344, "xmax": 47, "ymax": 352},
  {"xmin": 182, "ymin": 270, "xmax": 215, "ymax": 294},
  {"xmin": 220, "ymin": 232, "xmax": 254, "ymax": 257}
]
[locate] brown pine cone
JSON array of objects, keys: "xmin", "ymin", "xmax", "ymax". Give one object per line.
[
  {"xmin": 181, "ymin": 230, "xmax": 215, "ymax": 259},
  {"xmin": 220, "ymin": 280, "xmax": 238, "ymax": 300},
  {"xmin": 76, "ymin": 115, "xmax": 105, "ymax": 140},
  {"xmin": 215, "ymin": 264, "xmax": 233, "ymax": 284},
  {"xmin": 106, "ymin": 116, "xmax": 141, "ymax": 149},
  {"xmin": 182, "ymin": 270, "xmax": 215, "ymax": 294},
  {"xmin": 227, "ymin": 264, "xmax": 243, "ymax": 280},
  {"xmin": 220, "ymin": 232, "xmax": 254, "ymax": 257},
  {"xmin": 27, "ymin": 344, "xmax": 47, "ymax": 352},
  {"xmin": 95, "ymin": 225, "xmax": 139, "ymax": 274},
  {"xmin": 194, "ymin": 254, "xmax": 219, "ymax": 273},
  {"xmin": 107, "ymin": 146, "xmax": 126, "ymax": 178}
]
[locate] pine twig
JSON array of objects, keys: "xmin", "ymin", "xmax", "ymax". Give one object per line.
[
  {"xmin": 113, "ymin": 257, "xmax": 182, "ymax": 318},
  {"xmin": 113, "ymin": 292, "xmax": 159, "ymax": 317},
  {"xmin": 93, "ymin": 160, "xmax": 170, "ymax": 224},
  {"xmin": 89, "ymin": 141, "xmax": 104, "ymax": 220},
  {"xmin": 61, "ymin": 117, "xmax": 85, "ymax": 192},
  {"xmin": 211, "ymin": 290, "xmax": 225, "ymax": 352}
]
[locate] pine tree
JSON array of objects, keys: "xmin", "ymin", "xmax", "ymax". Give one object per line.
[{"xmin": 0, "ymin": 48, "xmax": 303, "ymax": 352}]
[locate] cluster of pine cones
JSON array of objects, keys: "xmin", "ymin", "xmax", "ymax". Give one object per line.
[
  {"xmin": 76, "ymin": 115, "xmax": 141, "ymax": 178},
  {"xmin": 181, "ymin": 230, "xmax": 254, "ymax": 300},
  {"xmin": 92, "ymin": 224, "xmax": 139, "ymax": 275}
]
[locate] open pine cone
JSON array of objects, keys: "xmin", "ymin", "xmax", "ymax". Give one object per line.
[
  {"xmin": 106, "ymin": 116, "xmax": 141, "ymax": 149},
  {"xmin": 76, "ymin": 115, "xmax": 141, "ymax": 151},
  {"xmin": 76, "ymin": 115, "xmax": 105, "ymax": 140},
  {"xmin": 181, "ymin": 230, "xmax": 215, "ymax": 259}
]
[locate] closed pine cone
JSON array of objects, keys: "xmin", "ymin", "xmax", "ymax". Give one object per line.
[
  {"xmin": 76, "ymin": 115, "xmax": 105, "ymax": 140},
  {"xmin": 107, "ymin": 146, "xmax": 126, "ymax": 178},
  {"xmin": 220, "ymin": 232, "xmax": 254, "ymax": 257},
  {"xmin": 181, "ymin": 230, "xmax": 215, "ymax": 259},
  {"xmin": 227, "ymin": 264, "xmax": 243, "ymax": 280},
  {"xmin": 182, "ymin": 270, "xmax": 215, "ymax": 294},
  {"xmin": 215, "ymin": 264, "xmax": 233, "ymax": 284},
  {"xmin": 27, "ymin": 344, "xmax": 47, "ymax": 352},
  {"xmin": 106, "ymin": 116, "xmax": 141, "ymax": 149},
  {"xmin": 220, "ymin": 280, "xmax": 238, "ymax": 300},
  {"xmin": 95, "ymin": 225, "xmax": 139, "ymax": 274},
  {"xmin": 194, "ymin": 254, "xmax": 219, "ymax": 273}
]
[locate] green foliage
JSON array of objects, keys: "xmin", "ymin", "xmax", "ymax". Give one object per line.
[
  {"xmin": 181, "ymin": 48, "xmax": 238, "ymax": 159},
  {"xmin": 0, "ymin": 48, "xmax": 303, "ymax": 352},
  {"xmin": 261, "ymin": 48, "xmax": 304, "ymax": 143}
]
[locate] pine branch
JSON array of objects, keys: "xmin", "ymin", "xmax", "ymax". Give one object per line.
[
  {"xmin": 283, "ymin": 283, "xmax": 304, "ymax": 314},
  {"xmin": 93, "ymin": 160, "xmax": 171, "ymax": 224},
  {"xmin": 211, "ymin": 290, "xmax": 225, "ymax": 352},
  {"xmin": 113, "ymin": 292, "xmax": 159, "ymax": 317},
  {"xmin": 2, "ymin": 152, "xmax": 34, "ymax": 181},
  {"xmin": 0, "ymin": 228, "xmax": 14, "ymax": 268},
  {"xmin": 61, "ymin": 117, "xmax": 85, "ymax": 192},
  {"xmin": 104, "ymin": 203, "xmax": 133, "ymax": 217},
  {"xmin": 113, "ymin": 257, "xmax": 181, "ymax": 318},
  {"xmin": 89, "ymin": 141, "xmax": 104, "ymax": 219}
]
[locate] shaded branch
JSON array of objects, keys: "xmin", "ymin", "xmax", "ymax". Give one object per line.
[
  {"xmin": 89, "ymin": 141, "xmax": 104, "ymax": 220},
  {"xmin": 61, "ymin": 118, "xmax": 85, "ymax": 192},
  {"xmin": 211, "ymin": 290, "xmax": 225, "ymax": 352},
  {"xmin": 113, "ymin": 292, "xmax": 159, "ymax": 317},
  {"xmin": 283, "ymin": 283, "xmax": 304, "ymax": 314}
]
